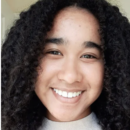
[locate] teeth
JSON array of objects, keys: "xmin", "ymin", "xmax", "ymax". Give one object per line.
[
  {"xmin": 62, "ymin": 91, "xmax": 67, "ymax": 97},
  {"xmin": 59, "ymin": 90, "xmax": 62, "ymax": 95},
  {"xmin": 56, "ymin": 89, "xmax": 58, "ymax": 94},
  {"xmin": 73, "ymin": 92, "xmax": 77, "ymax": 97},
  {"xmin": 68, "ymin": 92, "xmax": 73, "ymax": 98},
  {"xmin": 53, "ymin": 88, "xmax": 82, "ymax": 98}
]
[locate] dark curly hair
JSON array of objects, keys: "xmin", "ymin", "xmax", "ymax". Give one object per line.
[{"xmin": 2, "ymin": 0, "xmax": 130, "ymax": 129}]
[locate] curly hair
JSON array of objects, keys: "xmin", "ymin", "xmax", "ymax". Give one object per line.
[{"xmin": 2, "ymin": 0, "xmax": 130, "ymax": 129}]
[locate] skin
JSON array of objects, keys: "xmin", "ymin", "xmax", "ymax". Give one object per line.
[{"xmin": 35, "ymin": 6, "xmax": 104, "ymax": 122}]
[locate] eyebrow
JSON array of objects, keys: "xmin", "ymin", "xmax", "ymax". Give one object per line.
[
  {"xmin": 45, "ymin": 38, "xmax": 64, "ymax": 44},
  {"xmin": 83, "ymin": 41, "xmax": 102, "ymax": 51},
  {"xmin": 45, "ymin": 38, "xmax": 102, "ymax": 51}
]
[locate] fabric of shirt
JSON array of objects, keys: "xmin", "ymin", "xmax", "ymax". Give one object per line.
[{"xmin": 38, "ymin": 112, "xmax": 102, "ymax": 130}]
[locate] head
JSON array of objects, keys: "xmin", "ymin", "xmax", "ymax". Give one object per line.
[
  {"xmin": 35, "ymin": 6, "xmax": 104, "ymax": 121},
  {"xmin": 2, "ymin": 0, "xmax": 130, "ymax": 130}
]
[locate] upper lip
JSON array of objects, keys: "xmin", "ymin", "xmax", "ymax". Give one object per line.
[{"xmin": 51, "ymin": 87, "xmax": 85, "ymax": 92}]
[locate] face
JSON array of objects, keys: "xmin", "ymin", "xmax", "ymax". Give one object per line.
[{"xmin": 35, "ymin": 7, "xmax": 104, "ymax": 122}]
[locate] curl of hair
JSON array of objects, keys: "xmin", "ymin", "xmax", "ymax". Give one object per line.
[{"xmin": 2, "ymin": 0, "xmax": 130, "ymax": 130}]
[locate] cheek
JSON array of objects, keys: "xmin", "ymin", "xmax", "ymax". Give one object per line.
[
  {"xmin": 82, "ymin": 62, "xmax": 104, "ymax": 87},
  {"xmin": 81, "ymin": 62, "xmax": 104, "ymax": 105},
  {"xmin": 35, "ymin": 59, "xmax": 61, "ymax": 102},
  {"xmin": 38, "ymin": 59, "xmax": 62, "ymax": 79},
  {"xmin": 39, "ymin": 60, "xmax": 59, "ymax": 74},
  {"xmin": 35, "ymin": 59, "xmax": 62, "ymax": 90}
]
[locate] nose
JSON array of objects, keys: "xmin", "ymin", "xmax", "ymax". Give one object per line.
[{"xmin": 57, "ymin": 61, "xmax": 83, "ymax": 84}]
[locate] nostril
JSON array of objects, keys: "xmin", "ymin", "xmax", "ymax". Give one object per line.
[{"xmin": 57, "ymin": 71, "xmax": 82, "ymax": 84}]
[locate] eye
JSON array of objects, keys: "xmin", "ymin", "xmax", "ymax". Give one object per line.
[
  {"xmin": 81, "ymin": 54, "xmax": 96, "ymax": 59},
  {"xmin": 47, "ymin": 51, "xmax": 62, "ymax": 55}
]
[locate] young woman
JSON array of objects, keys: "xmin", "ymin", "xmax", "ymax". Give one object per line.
[{"xmin": 2, "ymin": 0, "xmax": 130, "ymax": 130}]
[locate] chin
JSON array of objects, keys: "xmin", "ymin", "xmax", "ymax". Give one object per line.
[{"xmin": 47, "ymin": 109, "xmax": 79, "ymax": 122}]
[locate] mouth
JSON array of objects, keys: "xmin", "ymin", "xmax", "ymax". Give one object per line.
[
  {"xmin": 51, "ymin": 88, "xmax": 85, "ymax": 104},
  {"xmin": 53, "ymin": 88, "xmax": 83, "ymax": 98}
]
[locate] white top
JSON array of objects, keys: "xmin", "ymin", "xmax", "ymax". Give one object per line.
[{"xmin": 38, "ymin": 112, "xmax": 102, "ymax": 130}]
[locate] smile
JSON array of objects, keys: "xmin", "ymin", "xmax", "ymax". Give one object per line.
[{"xmin": 53, "ymin": 88, "xmax": 82, "ymax": 98}]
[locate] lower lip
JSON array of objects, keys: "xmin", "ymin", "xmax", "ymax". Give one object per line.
[{"xmin": 52, "ymin": 89, "xmax": 84, "ymax": 104}]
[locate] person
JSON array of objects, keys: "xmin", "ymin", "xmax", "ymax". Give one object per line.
[{"xmin": 2, "ymin": 0, "xmax": 130, "ymax": 130}]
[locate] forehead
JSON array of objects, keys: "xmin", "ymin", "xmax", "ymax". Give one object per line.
[
  {"xmin": 51, "ymin": 7, "xmax": 99, "ymax": 32},
  {"xmin": 55, "ymin": 7, "xmax": 98, "ymax": 23},
  {"xmin": 46, "ymin": 6, "xmax": 101, "ymax": 45}
]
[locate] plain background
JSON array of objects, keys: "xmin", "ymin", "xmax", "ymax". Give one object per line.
[{"xmin": 1, "ymin": 0, "xmax": 130, "ymax": 43}]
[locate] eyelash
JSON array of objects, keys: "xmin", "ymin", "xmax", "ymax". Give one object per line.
[
  {"xmin": 46, "ymin": 50, "xmax": 96, "ymax": 59},
  {"xmin": 81, "ymin": 55, "xmax": 96, "ymax": 59},
  {"xmin": 47, "ymin": 51, "xmax": 62, "ymax": 55}
]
